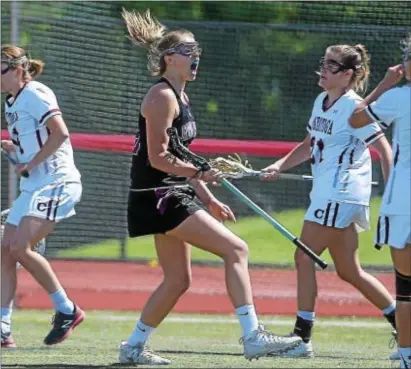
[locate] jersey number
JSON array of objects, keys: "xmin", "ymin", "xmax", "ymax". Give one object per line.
[{"xmin": 310, "ymin": 137, "xmax": 324, "ymax": 164}]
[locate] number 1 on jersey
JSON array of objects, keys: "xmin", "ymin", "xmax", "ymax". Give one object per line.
[{"xmin": 310, "ymin": 136, "xmax": 325, "ymax": 164}]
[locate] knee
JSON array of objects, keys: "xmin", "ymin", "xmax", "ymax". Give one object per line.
[
  {"xmin": 1, "ymin": 246, "xmax": 17, "ymax": 268},
  {"xmin": 294, "ymin": 248, "xmax": 314, "ymax": 269},
  {"xmin": 9, "ymin": 239, "xmax": 30, "ymax": 261},
  {"xmin": 224, "ymin": 239, "xmax": 249, "ymax": 264},
  {"xmin": 335, "ymin": 267, "xmax": 362, "ymax": 285},
  {"xmin": 395, "ymin": 269, "xmax": 411, "ymax": 303},
  {"xmin": 164, "ymin": 271, "xmax": 192, "ymax": 295}
]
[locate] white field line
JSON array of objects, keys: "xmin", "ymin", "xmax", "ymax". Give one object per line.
[{"xmin": 97, "ymin": 315, "xmax": 388, "ymax": 328}]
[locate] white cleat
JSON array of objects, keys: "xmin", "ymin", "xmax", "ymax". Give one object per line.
[
  {"xmin": 391, "ymin": 350, "xmax": 401, "ymax": 361},
  {"xmin": 390, "ymin": 330, "xmax": 400, "ymax": 361},
  {"xmin": 119, "ymin": 341, "xmax": 171, "ymax": 365},
  {"xmin": 268, "ymin": 334, "xmax": 314, "ymax": 358},
  {"xmin": 241, "ymin": 324, "xmax": 302, "ymax": 360}
]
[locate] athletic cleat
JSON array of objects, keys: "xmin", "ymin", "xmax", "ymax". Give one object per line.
[
  {"xmin": 119, "ymin": 341, "xmax": 171, "ymax": 365},
  {"xmin": 268, "ymin": 333, "xmax": 314, "ymax": 358},
  {"xmin": 240, "ymin": 324, "xmax": 302, "ymax": 360},
  {"xmin": 43, "ymin": 304, "xmax": 85, "ymax": 345},
  {"xmin": 390, "ymin": 330, "xmax": 400, "ymax": 361},
  {"xmin": 1, "ymin": 330, "xmax": 17, "ymax": 348}
]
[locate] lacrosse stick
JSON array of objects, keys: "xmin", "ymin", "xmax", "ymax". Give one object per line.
[
  {"xmin": 209, "ymin": 154, "xmax": 379, "ymax": 185},
  {"xmin": 167, "ymin": 127, "xmax": 328, "ymax": 269},
  {"xmin": 1, "ymin": 147, "xmax": 29, "ymax": 178}
]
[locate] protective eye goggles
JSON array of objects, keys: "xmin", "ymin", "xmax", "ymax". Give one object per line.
[
  {"xmin": 164, "ymin": 41, "xmax": 202, "ymax": 58},
  {"xmin": 318, "ymin": 57, "xmax": 361, "ymax": 74},
  {"xmin": 1, "ymin": 55, "xmax": 28, "ymax": 75},
  {"xmin": 318, "ymin": 57, "xmax": 348, "ymax": 74}
]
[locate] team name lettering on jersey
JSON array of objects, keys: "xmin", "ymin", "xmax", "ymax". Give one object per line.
[{"xmin": 312, "ymin": 116, "xmax": 333, "ymax": 135}]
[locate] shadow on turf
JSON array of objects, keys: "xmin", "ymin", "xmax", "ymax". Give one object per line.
[{"xmin": 1, "ymin": 366, "xmax": 136, "ymax": 369}]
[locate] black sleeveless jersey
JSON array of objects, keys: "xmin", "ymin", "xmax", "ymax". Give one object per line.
[{"xmin": 130, "ymin": 77, "xmax": 197, "ymax": 189}]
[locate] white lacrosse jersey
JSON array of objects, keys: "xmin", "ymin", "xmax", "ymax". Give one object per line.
[
  {"xmin": 307, "ymin": 89, "xmax": 384, "ymax": 205},
  {"xmin": 4, "ymin": 81, "xmax": 81, "ymax": 192},
  {"xmin": 366, "ymin": 85, "xmax": 411, "ymax": 215}
]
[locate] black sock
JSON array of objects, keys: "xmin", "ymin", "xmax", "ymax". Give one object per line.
[
  {"xmin": 384, "ymin": 311, "xmax": 396, "ymax": 330},
  {"xmin": 293, "ymin": 316, "xmax": 314, "ymax": 343}
]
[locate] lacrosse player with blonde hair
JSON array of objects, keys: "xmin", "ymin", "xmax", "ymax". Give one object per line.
[
  {"xmin": 350, "ymin": 34, "xmax": 411, "ymax": 368},
  {"xmin": 261, "ymin": 43, "xmax": 397, "ymax": 358},
  {"xmin": 1, "ymin": 44, "xmax": 84, "ymax": 348},
  {"xmin": 120, "ymin": 8, "xmax": 302, "ymax": 365}
]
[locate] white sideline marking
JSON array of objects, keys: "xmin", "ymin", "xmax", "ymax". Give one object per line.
[{"xmin": 98, "ymin": 315, "xmax": 388, "ymax": 328}]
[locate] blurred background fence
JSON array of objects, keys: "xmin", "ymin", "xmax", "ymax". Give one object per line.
[{"xmin": 1, "ymin": 1, "xmax": 410, "ymax": 261}]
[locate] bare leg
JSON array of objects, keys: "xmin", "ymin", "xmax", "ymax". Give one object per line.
[{"xmin": 330, "ymin": 224, "xmax": 394, "ymax": 310}]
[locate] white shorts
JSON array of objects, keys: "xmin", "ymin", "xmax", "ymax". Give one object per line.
[
  {"xmin": 6, "ymin": 181, "xmax": 82, "ymax": 226},
  {"xmin": 304, "ymin": 198, "xmax": 370, "ymax": 233},
  {"xmin": 375, "ymin": 214, "xmax": 411, "ymax": 249}
]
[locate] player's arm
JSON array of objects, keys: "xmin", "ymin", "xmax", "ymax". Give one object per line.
[
  {"xmin": 262, "ymin": 134, "xmax": 312, "ymax": 175},
  {"xmin": 26, "ymin": 115, "xmax": 69, "ymax": 172},
  {"xmin": 1, "ymin": 140, "xmax": 15, "ymax": 153},
  {"xmin": 350, "ymin": 64, "xmax": 403, "ymax": 128},
  {"xmin": 145, "ymin": 87, "xmax": 200, "ymax": 179},
  {"xmin": 371, "ymin": 135, "xmax": 392, "ymax": 185}
]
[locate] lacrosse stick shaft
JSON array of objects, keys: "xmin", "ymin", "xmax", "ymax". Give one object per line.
[
  {"xmin": 277, "ymin": 173, "xmax": 379, "ymax": 186},
  {"xmin": 221, "ymin": 178, "xmax": 328, "ymax": 269},
  {"xmin": 130, "ymin": 184, "xmax": 190, "ymax": 192}
]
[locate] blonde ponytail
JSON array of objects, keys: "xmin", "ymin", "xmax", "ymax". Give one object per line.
[
  {"xmin": 28, "ymin": 59, "xmax": 45, "ymax": 79},
  {"xmin": 352, "ymin": 44, "xmax": 370, "ymax": 93},
  {"xmin": 121, "ymin": 8, "xmax": 166, "ymax": 49}
]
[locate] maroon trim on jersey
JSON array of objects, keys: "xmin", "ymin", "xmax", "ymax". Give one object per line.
[
  {"xmin": 321, "ymin": 93, "xmax": 344, "ymax": 113},
  {"xmin": 338, "ymin": 147, "xmax": 349, "ymax": 164},
  {"xmin": 5, "ymin": 83, "xmax": 28, "ymax": 107},
  {"xmin": 349, "ymin": 148, "xmax": 355, "ymax": 165},
  {"xmin": 39, "ymin": 109, "xmax": 61, "ymax": 125},
  {"xmin": 36, "ymin": 130, "xmax": 43, "ymax": 148},
  {"xmin": 46, "ymin": 187, "xmax": 58, "ymax": 221},
  {"xmin": 366, "ymin": 105, "xmax": 381, "ymax": 122},
  {"xmin": 384, "ymin": 216, "xmax": 390, "ymax": 245},
  {"xmin": 52, "ymin": 185, "xmax": 65, "ymax": 221},
  {"xmin": 393, "ymin": 143, "xmax": 400, "ymax": 167},
  {"xmin": 364, "ymin": 130, "xmax": 384, "ymax": 144},
  {"xmin": 331, "ymin": 203, "xmax": 340, "ymax": 227},
  {"xmin": 376, "ymin": 216, "xmax": 381, "ymax": 244},
  {"xmin": 323, "ymin": 202, "xmax": 332, "ymax": 226}
]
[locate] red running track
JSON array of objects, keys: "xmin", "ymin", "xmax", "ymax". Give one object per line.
[{"xmin": 15, "ymin": 260, "xmax": 394, "ymax": 317}]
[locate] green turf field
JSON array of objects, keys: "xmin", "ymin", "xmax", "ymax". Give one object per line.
[
  {"xmin": 2, "ymin": 310, "xmax": 396, "ymax": 368},
  {"xmin": 57, "ymin": 196, "xmax": 392, "ymax": 267}
]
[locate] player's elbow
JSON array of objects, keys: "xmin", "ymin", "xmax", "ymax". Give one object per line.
[
  {"xmin": 148, "ymin": 150, "xmax": 165, "ymax": 170},
  {"xmin": 348, "ymin": 114, "xmax": 360, "ymax": 129}
]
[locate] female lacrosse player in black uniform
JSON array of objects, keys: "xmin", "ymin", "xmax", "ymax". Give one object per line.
[{"xmin": 119, "ymin": 8, "xmax": 301, "ymax": 366}]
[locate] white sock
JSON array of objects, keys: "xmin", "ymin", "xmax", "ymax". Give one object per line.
[
  {"xmin": 1, "ymin": 307, "xmax": 12, "ymax": 324},
  {"xmin": 382, "ymin": 301, "xmax": 396, "ymax": 315},
  {"xmin": 235, "ymin": 304, "xmax": 259, "ymax": 337},
  {"xmin": 127, "ymin": 319, "xmax": 156, "ymax": 346},
  {"xmin": 297, "ymin": 310, "xmax": 316, "ymax": 321},
  {"xmin": 399, "ymin": 347, "xmax": 411, "ymax": 364},
  {"xmin": 49, "ymin": 290, "xmax": 74, "ymax": 314},
  {"xmin": 1, "ymin": 307, "xmax": 12, "ymax": 333}
]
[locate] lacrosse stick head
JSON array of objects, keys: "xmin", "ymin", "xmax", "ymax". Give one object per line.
[{"xmin": 209, "ymin": 153, "xmax": 255, "ymax": 179}]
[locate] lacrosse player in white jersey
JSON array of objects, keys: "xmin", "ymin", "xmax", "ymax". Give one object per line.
[
  {"xmin": 1, "ymin": 45, "xmax": 85, "ymax": 348},
  {"xmin": 350, "ymin": 34, "xmax": 411, "ymax": 368},
  {"xmin": 261, "ymin": 43, "xmax": 398, "ymax": 358}
]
